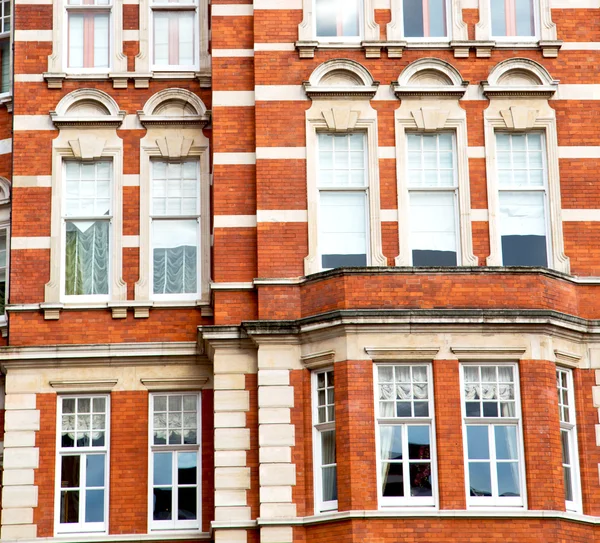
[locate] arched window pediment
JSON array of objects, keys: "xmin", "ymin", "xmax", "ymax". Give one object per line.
[
  {"xmin": 482, "ymin": 58, "xmax": 558, "ymax": 98},
  {"xmin": 304, "ymin": 59, "xmax": 379, "ymax": 99},
  {"xmin": 50, "ymin": 89, "xmax": 126, "ymax": 128},
  {"xmin": 138, "ymin": 89, "xmax": 210, "ymax": 127},
  {"xmin": 393, "ymin": 58, "xmax": 467, "ymax": 99}
]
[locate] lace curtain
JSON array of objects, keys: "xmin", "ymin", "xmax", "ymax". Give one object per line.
[
  {"xmin": 65, "ymin": 221, "xmax": 109, "ymax": 295},
  {"xmin": 153, "ymin": 245, "xmax": 197, "ymax": 294}
]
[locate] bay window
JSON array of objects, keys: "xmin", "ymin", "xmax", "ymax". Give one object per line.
[
  {"xmin": 557, "ymin": 368, "xmax": 581, "ymax": 512},
  {"xmin": 67, "ymin": 0, "xmax": 111, "ymax": 69},
  {"xmin": 317, "ymin": 133, "xmax": 369, "ymax": 270},
  {"xmin": 407, "ymin": 133, "xmax": 459, "ymax": 266},
  {"xmin": 150, "ymin": 393, "xmax": 201, "ymax": 530},
  {"xmin": 376, "ymin": 364, "xmax": 435, "ymax": 507},
  {"xmin": 151, "ymin": 160, "xmax": 200, "ymax": 298},
  {"xmin": 313, "ymin": 369, "xmax": 337, "ymax": 513},
  {"xmin": 462, "ymin": 364, "xmax": 525, "ymax": 507},
  {"xmin": 152, "ymin": 0, "xmax": 197, "ymax": 69},
  {"xmin": 491, "ymin": 0, "xmax": 535, "ymax": 38},
  {"xmin": 63, "ymin": 161, "xmax": 112, "ymax": 299},
  {"xmin": 56, "ymin": 395, "xmax": 109, "ymax": 534},
  {"xmin": 402, "ymin": 0, "xmax": 448, "ymax": 38},
  {"xmin": 496, "ymin": 132, "xmax": 549, "ymax": 267},
  {"xmin": 315, "ymin": 0, "xmax": 361, "ymax": 40}
]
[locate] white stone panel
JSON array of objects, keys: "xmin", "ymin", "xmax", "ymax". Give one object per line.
[
  {"xmin": 214, "ymin": 489, "xmax": 247, "ymax": 507},
  {"xmin": 215, "ymin": 412, "xmax": 247, "ymax": 428},
  {"xmin": 261, "ymin": 526, "xmax": 294, "ymax": 543},
  {"xmin": 214, "ymin": 374, "xmax": 247, "ymax": 390},
  {"xmin": 215, "ymin": 428, "xmax": 251, "ymax": 451},
  {"xmin": 2, "ymin": 486, "xmax": 38, "ymax": 508},
  {"xmin": 593, "ymin": 386, "xmax": 600, "ymax": 408},
  {"xmin": 4, "ymin": 395, "xmax": 36, "ymax": 410},
  {"xmin": 260, "ymin": 503, "xmax": 297, "ymax": 519},
  {"xmin": 1, "ymin": 507, "xmax": 33, "ymax": 524},
  {"xmin": 259, "ymin": 408, "xmax": 291, "ymax": 425},
  {"xmin": 2, "ymin": 469, "xmax": 35, "ymax": 486},
  {"xmin": 214, "ymin": 506, "xmax": 252, "ymax": 522},
  {"xmin": 215, "ymin": 450, "xmax": 247, "ymax": 467},
  {"xmin": 5, "ymin": 410, "xmax": 40, "ymax": 432},
  {"xmin": 258, "ymin": 386, "xmax": 294, "ymax": 408},
  {"xmin": 259, "ymin": 446, "xmax": 292, "ymax": 464},
  {"xmin": 259, "ymin": 424, "xmax": 295, "ymax": 447},
  {"xmin": 260, "ymin": 463, "xmax": 296, "ymax": 486},
  {"xmin": 1, "ymin": 524, "xmax": 37, "ymax": 540},
  {"xmin": 260, "ymin": 486, "xmax": 292, "ymax": 503},
  {"xmin": 214, "ymin": 390, "xmax": 249, "ymax": 412},
  {"xmin": 3, "ymin": 448, "xmax": 39, "ymax": 470},
  {"xmin": 258, "ymin": 370, "xmax": 291, "ymax": 387},
  {"xmin": 4, "ymin": 431, "xmax": 36, "ymax": 448},
  {"xmin": 215, "ymin": 467, "xmax": 251, "ymax": 490}
]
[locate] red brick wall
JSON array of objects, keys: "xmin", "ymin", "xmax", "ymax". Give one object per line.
[{"xmin": 34, "ymin": 393, "xmax": 57, "ymax": 537}]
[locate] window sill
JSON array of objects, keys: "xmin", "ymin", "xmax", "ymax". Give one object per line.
[{"xmin": 42, "ymin": 70, "xmax": 212, "ymax": 90}]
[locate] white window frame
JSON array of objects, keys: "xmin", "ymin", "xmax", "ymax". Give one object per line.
[
  {"xmin": 482, "ymin": 59, "xmax": 569, "ymax": 273},
  {"xmin": 374, "ymin": 363, "xmax": 438, "ymax": 509},
  {"xmin": 148, "ymin": 392, "xmax": 202, "ymax": 532},
  {"xmin": 495, "ymin": 131, "xmax": 552, "ymax": 267},
  {"xmin": 54, "ymin": 394, "xmax": 110, "ymax": 535},
  {"xmin": 460, "ymin": 363, "xmax": 527, "ymax": 509},
  {"xmin": 149, "ymin": 0, "xmax": 199, "ymax": 72},
  {"xmin": 557, "ymin": 367, "xmax": 582, "ymax": 513},
  {"xmin": 405, "ymin": 131, "xmax": 462, "ymax": 266},
  {"xmin": 312, "ymin": 368, "xmax": 337, "ymax": 513},
  {"xmin": 60, "ymin": 159, "xmax": 113, "ymax": 303},
  {"xmin": 149, "ymin": 159, "xmax": 201, "ymax": 301}
]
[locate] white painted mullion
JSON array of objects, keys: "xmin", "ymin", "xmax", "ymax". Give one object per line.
[
  {"xmin": 80, "ymin": 452, "xmax": 88, "ymax": 525},
  {"xmin": 402, "ymin": 423, "xmax": 410, "ymax": 500},
  {"xmin": 489, "ymin": 424, "xmax": 498, "ymax": 503}
]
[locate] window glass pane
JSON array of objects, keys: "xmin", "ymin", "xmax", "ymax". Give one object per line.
[
  {"xmin": 60, "ymin": 490, "xmax": 80, "ymax": 523},
  {"xmin": 315, "ymin": 0, "xmax": 359, "ymax": 37},
  {"xmin": 321, "ymin": 430, "xmax": 336, "ymax": 465},
  {"xmin": 410, "ymin": 191, "xmax": 457, "ymax": 267},
  {"xmin": 467, "ymin": 426, "xmax": 489, "ymax": 459},
  {"xmin": 381, "ymin": 461, "xmax": 404, "ymax": 497},
  {"xmin": 495, "ymin": 426, "xmax": 518, "ymax": 460},
  {"xmin": 408, "ymin": 425, "xmax": 430, "ymax": 460},
  {"xmin": 153, "ymin": 488, "xmax": 172, "ymax": 520},
  {"xmin": 499, "ymin": 191, "xmax": 547, "ymax": 266},
  {"xmin": 403, "ymin": 0, "xmax": 424, "ymax": 37},
  {"xmin": 318, "ymin": 133, "xmax": 366, "ymax": 188},
  {"xmin": 564, "ymin": 465, "xmax": 573, "ymax": 502},
  {"xmin": 85, "ymin": 489, "xmax": 104, "ymax": 522},
  {"xmin": 407, "ymin": 133, "xmax": 456, "ymax": 189},
  {"xmin": 86, "ymin": 454, "xmax": 105, "ymax": 487},
  {"xmin": 380, "ymin": 425, "xmax": 402, "ymax": 460},
  {"xmin": 0, "ymin": 40, "xmax": 9, "ymax": 93},
  {"xmin": 428, "ymin": 0, "xmax": 447, "ymax": 37},
  {"xmin": 319, "ymin": 191, "xmax": 367, "ymax": 269},
  {"xmin": 178, "ymin": 12, "xmax": 195, "ymax": 65},
  {"xmin": 153, "ymin": 12, "xmax": 169, "ymax": 64},
  {"xmin": 65, "ymin": 221, "xmax": 110, "ymax": 295},
  {"xmin": 409, "ymin": 463, "xmax": 432, "ymax": 496},
  {"xmin": 178, "ymin": 487, "xmax": 197, "ymax": 520},
  {"xmin": 154, "ymin": 452, "xmax": 172, "ymax": 486},
  {"xmin": 69, "ymin": 14, "xmax": 85, "ymax": 68},
  {"xmin": 515, "ymin": 0, "xmax": 535, "ymax": 36},
  {"xmin": 469, "ymin": 463, "xmax": 492, "ymax": 496},
  {"xmin": 178, "ymin": 452, "xmax": 197, "ymax": 485},
  {"xmin": 93, "ymin": 14, "xmax": 109, "ymax": 67},
  {"xmin": 497, "ymin": 463, "xmax": 521, "ymax": 496},
  {"xmin": 61, "ymin": 456, "xmax": 80, "ymax": 488},
  {"xmin": 322, "ymin": 465, "xmax": 338, "ymax": 502}
]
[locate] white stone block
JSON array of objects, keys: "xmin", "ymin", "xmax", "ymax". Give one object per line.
[
  {"xmin": 214, "ymin": 506, "xmax": 252, "ymax": 522},
  {"xmin": 5, "ymin": 410, "xmax": 40, "ymax": 432},
  {"xmin": 260, "ymin": 464, "xmax": 296, "ymax": 486},
  {"xmin": 215, "ymin": 450, "xmax": 247, "ymax": 467},
  {"xmin": 259, "ymin": 408, "xmax": 291, "ymax": 425},
  {"xmin": 260, "ymin": 485, "xmax": 292, "ymax": 503},
  {"xmin": 215, "ymin": 412, "xmax": 246, "ymax": 428},
  {"xmin": 3, "ymin": 448, "xmax": 39, "ymax": 470},
  {"xmin": 215, "ymin": 428, "xmax": 251, "ymax": 451},
  {"xmin": 5, "ymin": 394, "xmax": 36, "ymax": 410},
  {"xmin": 260, "ymin": 526, "xmax": 294, "ymax": 543},
  {"xmin": 593, "ymin": 386, "xmax": 600, "ymax": 408},
  {"xmin": 259, "ymin": 446, "xmax": 292, "ymax": 464},
  {"xmin": 258, "ymin": 370, "xmax": 290, "ymax": 387},
  {"xmin": 215, "ymin": 467, "xmax": 251, "ymax": 490},
  {"xmin": 213, "ymin": 352, "xmax": 256, "ymax": 375},
  {"xmin": 2, "ymin": 469, "xmax": 35, "ymax": 486},
  {"xmin": 215, "ymin": 489, "xmax": 247, "ymax": 507},
  {"xmin": 257, "ymin": 345, "xmax": 302, "ymax": 371},
  {"xmin": 258, "ymin": 386, "xmax": 294, "ymax": 408},
  {"xmin": 260, "ymin": 503, "xmax": 297, "ymax": 519},
  {"xmin": 1, "ymin": 523, "xmax": 37, "ymax": 540},
  {"xmin": 4, "ymin": 431, "xmax": 36, "ymax": 448},
  {"xmin": 2, "ymin": 486, "xmax": 38, "ymax": 508},
  {"xmin": 214, "ymin": 374, "xmax": 246, "ymax": 390},
  {"xmin": 1, "ymin": 507, "xmax": 33, "ymax": 524},
  {"xmin": 214, "ymin": 390, "xmax": 249, "ymax": 412},
  {"xmin": 215, "ymin": 529, "xmax": 248, "ymax": 543},
  {"xmin": 259, "ymin": 424, "xmax": 295, "ymax": 447}
]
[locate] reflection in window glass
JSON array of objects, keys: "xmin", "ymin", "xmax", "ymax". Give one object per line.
[
  {"xmin": 491, "ymin": 0, "xmax": 535, "ymax": 37},
  {"xmin": 315, "ymin": 0, "xmax": 361, "ymax": 38},
  {"xmin": 403, "ymin": 0, "xmax": 447, "ymax": 38}
]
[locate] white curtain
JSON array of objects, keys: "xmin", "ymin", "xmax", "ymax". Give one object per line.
[
  {"xmin": 379, "ymin": 425, "xmax": 394, "ymax": 493},
  {"xmin": 321, "ymin": 430, "xmax": 337, "ymax": 502},
  {"xmin": 499, "ymin": 191, "xmax": 546, "ymax": 236},
  {"xmin": 319, "ymin": 191, "xmax": 367, "ymax": 256},
  {"xmin": 65, "ymin": 221, "xmax": 109, "ymax": 295},
  {"xmin": 93, "ymin": 14, "xmax": 110, "ymax": 68},
  {"xmin": 409, "ymin": 191, "xmax": 457, "ymax": 252}
]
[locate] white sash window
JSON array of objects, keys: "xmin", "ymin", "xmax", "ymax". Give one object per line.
[
  {"xmin": 151, "ymin": 0, "xmax": 198, "ymax": 70},
  {"xmin": 67, "ymin": 0, "xmax": 111, "ymax": 69}
]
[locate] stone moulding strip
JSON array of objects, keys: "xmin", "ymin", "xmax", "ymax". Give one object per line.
[
  {"xmin": 365, "ymin": 347, "xmax": 440, "ymax": 360},
  {"xmin": 449, "ymin": 347, "xmax": 527, "ymax": 360},
  {"xmin": 140, "ymin": 377, "xmax": 210, "ymax": 390},
  {"xmin": 49, "ymin": 379, "xmax": 118, "ymax": 392},
  {"xmin": 554, "ymin": 349, "xmax": 583, "ymax": 367},
  {"xmin": 300, "ymin": 350, "xmax": 335, "ymax": 369}
]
